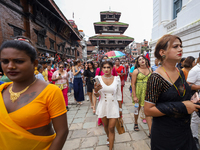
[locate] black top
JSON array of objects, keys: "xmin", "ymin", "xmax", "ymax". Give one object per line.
[
  {"xmin": 84, "ymin": 69, "xmax": 96, "ymax": 85},
  {"xmin": 145, "ymin": 70, "xmax": 197, "ymax": 150}
]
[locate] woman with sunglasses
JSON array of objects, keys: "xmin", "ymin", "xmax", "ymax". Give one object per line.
[
  {"xmin": 52, "ymin": 62, "xmax": 69, "ymax": 110},
  {"xmin": 0, "ymin": 38, "xmax": 68, "ymax": 150}
]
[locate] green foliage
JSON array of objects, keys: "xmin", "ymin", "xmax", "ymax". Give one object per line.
[
  {"xmin": 89, "ymin": 36, "xmax": 133, "ymax": 39},
  {"xmin": 94, "ymin": 22, "xmax": 128, "ymax": 25}
]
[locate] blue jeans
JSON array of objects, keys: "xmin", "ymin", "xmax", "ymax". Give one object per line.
[{"xmin": 69, "ymin": 82, "xmax": 73, "ymax": 93}]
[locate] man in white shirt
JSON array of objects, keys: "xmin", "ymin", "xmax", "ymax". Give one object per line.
[
  {"xmin": 187, "ymin": 55, "xmax": 200, "ymax": 149},
  {"xmin": 68, "ymin": 66, "xmax": 74, "ymax": 95}
]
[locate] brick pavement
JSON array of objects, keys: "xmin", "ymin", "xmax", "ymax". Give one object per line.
[{"xmin": 63, "ymin": 81, "xmax": 151, "ymax": 150}]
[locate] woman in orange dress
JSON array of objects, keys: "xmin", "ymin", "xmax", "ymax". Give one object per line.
[
  {"xmin": 0, "ymin": 38, "xmax": 68, "ymax": 150},
  {"xmin": 182, "ymin": 56, "xmax": 195, "ymax": 80},
  {"xmin": 114, "ymin": 58, "xmax": 125, "ymax": 103}
]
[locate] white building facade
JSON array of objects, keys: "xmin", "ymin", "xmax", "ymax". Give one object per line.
[{"xmin": 150, "ymin": 0, "xmax": 200, "ymax": 65}]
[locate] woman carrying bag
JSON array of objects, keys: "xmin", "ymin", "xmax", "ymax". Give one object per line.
[{"xmin": 94, "ymin": 60, "xmax": 122, "ymax": 150}]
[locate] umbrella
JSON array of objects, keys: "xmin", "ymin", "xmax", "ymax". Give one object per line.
[{"xmin": 105, "ymin": 51, "xmax": 126, "ymax": 58}]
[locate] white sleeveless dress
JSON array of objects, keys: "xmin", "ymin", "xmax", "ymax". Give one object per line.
[{"xmin": 95, "ymin": 76, "xmax": 122, "ymax": 118}]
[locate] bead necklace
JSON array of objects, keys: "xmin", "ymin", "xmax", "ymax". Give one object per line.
[
  {"xmin": 162, "ymin": 66, "xmax": 186, "ymax": 97},
  {"xmin": 9, "ymin": 78, "xmax": 37, "ymax": 103}
]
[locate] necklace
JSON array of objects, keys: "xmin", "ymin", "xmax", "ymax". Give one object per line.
[
  {"xmin": 162, "ymin": 66, "xmax": 186, "ymax": 97},
  {"xmin": 103, "ymin": 75, "xmax": 113, "ymax": 79},
  {"xmin": 9, "ymin": 78, "xmax": 37, "ymax": 103}
]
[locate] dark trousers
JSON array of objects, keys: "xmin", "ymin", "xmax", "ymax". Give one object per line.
[{"xmin": 73, "ymin": 78, "xmax": 84, "ymax": 102}]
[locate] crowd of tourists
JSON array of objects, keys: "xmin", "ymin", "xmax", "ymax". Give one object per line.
[{"xmin": 0, "ymin": 34, "xmax": 200, "ymax": 150}]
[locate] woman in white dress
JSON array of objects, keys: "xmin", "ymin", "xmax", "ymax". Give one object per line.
[{"xmin": 94, "ymin": 60, "xmax": 122, "ymax": 150}]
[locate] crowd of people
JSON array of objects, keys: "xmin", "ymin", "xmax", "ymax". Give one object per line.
[{"xmin": 0, "ymin": 34, "xmax": 200, "ymax": 150}]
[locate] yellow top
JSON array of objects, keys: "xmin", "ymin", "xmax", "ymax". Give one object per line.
[{"xmin": 0, "ymin": 82, "xmax": 67, "ymax": 150}]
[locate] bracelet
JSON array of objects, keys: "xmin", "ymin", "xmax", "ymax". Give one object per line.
[
  {"xmin": 119, "ymin": 108, "xmax": 122, "ymax": 112},
  {"xmin": 94, "ymin": 90, "xmax": 99, "ymax": 94}
]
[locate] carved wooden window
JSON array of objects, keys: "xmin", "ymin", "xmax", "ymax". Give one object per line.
[
  {"xmin": 57, "ymin": 45, "xmax": 60, "ymax": 51},
  {"xmin": 109, "ymin": 15, "xmax": 113, "ymax": 18},
  {"xmin": 8, "ymin": 23, "xmax": 25, "ymax": 37},
  {"xmin": 108, "ymin": 26, "xmax": 114, "ymax": 31},
  {"xmin": 34, "ymin": 28, "xmax": 47, "ymax": 47},
  {"xmin": 61, "ymin": 45, "xmax": 64, "ymax": 53},
  {"xmin": 49, "ymin": 38, "xmax": 55, "ymax": 50}
]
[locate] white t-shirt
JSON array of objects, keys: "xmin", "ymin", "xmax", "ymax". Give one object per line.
[
  {"xmin": 68, "ymin": 70, "xmax": 74, "ymax": 83},
  {"xmin": 187, "ymin": 63, "xmax": 200, "ymax": 96},
  {"xmin": 35, "ymin": 73, "xmax": 45, "ymax": 81}
]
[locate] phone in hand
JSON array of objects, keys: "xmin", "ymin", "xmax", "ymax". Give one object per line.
[
  {"xmin": 191, "ymin": 92, "xmax": 200, "ymax": 103},
  {"xmin": 93, "ymin": 78, "xmax": 100, "ymax": 85}
]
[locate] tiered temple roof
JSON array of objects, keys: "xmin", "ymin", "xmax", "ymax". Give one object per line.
[{"xmin": 89, "ymin": 10, "xmax": 134, "ymax": 52}]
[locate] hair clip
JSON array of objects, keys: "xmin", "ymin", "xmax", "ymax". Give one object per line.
[{"xmin": 14, "ymin": 38, "xmax": 30, "ymax": 43}]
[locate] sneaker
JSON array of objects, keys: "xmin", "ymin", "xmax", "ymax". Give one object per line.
[
  {"xmin": 87, "ymin": 96, "xmax": 89, "ymax": 101},
  {"xmin": 194, "ymin": 137, "xmax": 200, "ymax": 150}
]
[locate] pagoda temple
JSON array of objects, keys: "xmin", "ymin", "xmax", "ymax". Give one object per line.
[{"xmin": 89, "ymin": 11, "xmax": 134, "ymax": 52}]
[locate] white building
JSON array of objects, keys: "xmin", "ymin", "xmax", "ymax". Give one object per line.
[{"xmin": 150, "ymin": 0, "xmax": 200, "ymax": 65}]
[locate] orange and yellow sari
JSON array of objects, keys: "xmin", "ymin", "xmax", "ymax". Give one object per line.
[{"xmin": 0, "ymin": 83, "xmax": 66, "ymax": 150}]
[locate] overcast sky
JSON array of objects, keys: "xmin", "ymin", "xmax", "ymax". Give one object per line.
[{"xmin": 54, "ymin": 0, "xmax": 153, "ymax": 43}]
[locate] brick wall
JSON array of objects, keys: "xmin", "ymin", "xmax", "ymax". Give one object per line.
[
  {"xmin": 0, "ymin": 2, "xmax": 24, "ymax": 45},
  {"xmin": 0, "ymin": 0, "xmax": 82, "ymax": 59}
]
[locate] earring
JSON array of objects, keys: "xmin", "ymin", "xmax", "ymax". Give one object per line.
[
  {"xmin": 34, "ymin": 67, "xmax": 39, "ymax": 75},
  {"xmin": 162, "ymin": 55, "xmax": 166, "ymax": 60}
]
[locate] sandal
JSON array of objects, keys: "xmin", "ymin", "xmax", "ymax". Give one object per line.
[
  {"xmin": 93, "ymin": 109, "xmax": 96, "ymax": 115},
  {"xmin": 134, "ymin": 124, "xmax": 139, "ymax": 131}
]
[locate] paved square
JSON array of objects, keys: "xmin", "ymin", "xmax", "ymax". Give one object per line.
[{"xmin": 64, "ymin": 82, "xmax": 151, "ymax": 150}]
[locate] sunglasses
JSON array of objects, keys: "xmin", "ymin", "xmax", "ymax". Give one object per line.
[
  {"xmin": 102, "ymin": 59, "xmax": 110, "ymax": 62},
  {"xmin": 59, "ymin": 66, "xmax": 64, "ymax": 68}
]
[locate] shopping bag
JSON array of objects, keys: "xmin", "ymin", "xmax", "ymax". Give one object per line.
[{"xmin": 115, "ymin": 117, "xmax": 125, "ymax": 134}]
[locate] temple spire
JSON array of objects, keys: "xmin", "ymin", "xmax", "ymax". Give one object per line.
[{"xmin": 109, "ymin": 6, "xmax": 111, "ymax": 12}]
